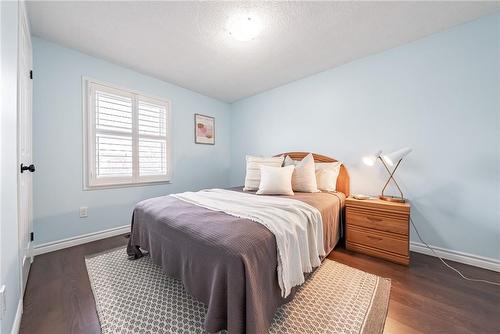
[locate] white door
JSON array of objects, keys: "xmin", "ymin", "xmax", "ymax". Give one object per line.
[{"xmin": 18, "ymin": 2, "xmax": 33, "ymax": 293}]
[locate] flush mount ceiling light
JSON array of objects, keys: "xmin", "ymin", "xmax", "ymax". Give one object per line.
[{"xmin": 226, "ymin": 14, "xmax": 263, "ymax": 42}]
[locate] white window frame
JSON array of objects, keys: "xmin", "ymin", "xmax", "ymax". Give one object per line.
[{"xmin": 82, "ymin": 77, "xmax": 172, "ymax": 190}]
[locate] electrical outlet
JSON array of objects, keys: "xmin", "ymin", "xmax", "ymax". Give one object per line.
[
  {"xmin": 0, "ymin": 284, "xmax": 6, "ymax": 320},
  {"xmin": 79, "ymin": 206, "xmax": 88, "ymax": 218}
]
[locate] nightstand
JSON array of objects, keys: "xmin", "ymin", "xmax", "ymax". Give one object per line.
[{"xmin": 345, "ymin": 197, "xmax": 410, "ymax": 265}]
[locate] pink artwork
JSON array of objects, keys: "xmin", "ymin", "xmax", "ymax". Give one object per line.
[{"xmin": 194, "ymin": 114, "xmax": 215, "ymax": 145}]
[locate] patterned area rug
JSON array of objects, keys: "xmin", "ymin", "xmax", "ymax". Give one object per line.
[{"xmin": 86, "ymin": 247, "xmax": 390, "ymax": 334}]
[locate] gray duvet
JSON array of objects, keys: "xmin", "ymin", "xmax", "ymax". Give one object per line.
[{"xmin": 127, "ymin": 188, "xmax": 344, "ymax": 334}]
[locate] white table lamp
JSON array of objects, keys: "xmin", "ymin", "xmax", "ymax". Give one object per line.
[{"xmin": 363, "ymin": 147, "xmax": 412, "ymax": 203}]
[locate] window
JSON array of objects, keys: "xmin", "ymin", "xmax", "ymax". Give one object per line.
[{"xmin": 83, "ymin": 78, "xmax": 171, "ymax": 188}]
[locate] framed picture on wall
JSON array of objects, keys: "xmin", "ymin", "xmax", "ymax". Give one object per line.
[{"xmin": 194, "ymin": 114, "xmax": 215, "ymax": 145}]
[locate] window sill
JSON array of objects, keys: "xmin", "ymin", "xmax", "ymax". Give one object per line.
[{"xmin": 83, "ymin": 179, "xmax": 171, "ymax": 191}]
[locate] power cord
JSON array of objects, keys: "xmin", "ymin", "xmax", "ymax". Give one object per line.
[{"xmin": 410, "ymin": 217, "xmax": 500, "ymax": 287}]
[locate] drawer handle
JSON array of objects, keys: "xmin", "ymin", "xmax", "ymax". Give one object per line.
[
  {"xmin": 366, "ymin": 235, "xmax": 383, "ymax": 241},
  {"xmin": 366, "ymin": 216, "xmax": 383, "ymax": 222}
]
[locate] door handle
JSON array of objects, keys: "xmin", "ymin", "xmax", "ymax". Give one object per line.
[{"xmin": 20, "ymin": 163, "xmax": 35, "ymax": 173}]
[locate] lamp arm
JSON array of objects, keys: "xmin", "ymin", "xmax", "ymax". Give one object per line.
[
  {"xmin": 379, "ymin": 158, "xmax": 405, "ymax": 199},
  {"xmin": 378, "ymin": 156, "xmax": 399, "ymax": 188}
]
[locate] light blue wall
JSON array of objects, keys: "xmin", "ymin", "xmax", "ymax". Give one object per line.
[
  {"xmin": 0, "ymin": 2, "xmax": 21, "ymax": 333},
  {"xmin": 32, "ymin": 38, "xmax": 232, "ymax": 245},
  {"xmin": 230, "ymin": 13, "xmax": 500, "ymax": 260},
  {"xmin": 33, "ymin": 13, "xmax": 500, "ymax": 262}
]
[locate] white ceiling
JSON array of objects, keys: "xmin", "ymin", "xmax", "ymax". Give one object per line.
[{"xmin": 27, "ymin": 1, "xmax": 500, "ymax": 103}]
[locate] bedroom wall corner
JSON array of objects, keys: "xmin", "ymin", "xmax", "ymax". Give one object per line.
[
  {"xmin": 228, "ymin": 12, "xmax": 500, "ymax": 262},
  {"xmin": 32, "ymin": 37, "xmax": 232, "ymax": 247}
]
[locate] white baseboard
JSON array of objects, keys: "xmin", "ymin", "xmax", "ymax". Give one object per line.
[
  {"xmin": 33, "ymin": 225, "xmax": 130, "ymax": 256},
  {"xmin": 10, "ymin": 298, "xmax": 23, "ymax": 334},
  {"xmin": 31, "ymin": 224, "xmax": 500, "ymax": 272},
  {"xmin": 410, "ymin": 241, "xmax": 500, "ymax": 273}
]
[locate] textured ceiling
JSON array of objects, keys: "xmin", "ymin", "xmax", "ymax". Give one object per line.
[{"xmin": 27, "ymin": 1, "xmax": 500, "ymax": 102}]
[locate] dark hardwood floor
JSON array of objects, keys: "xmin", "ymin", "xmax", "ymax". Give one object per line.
[{"xmin": 20, "ymin": 235, "xmax": 500, "ymax": 334}]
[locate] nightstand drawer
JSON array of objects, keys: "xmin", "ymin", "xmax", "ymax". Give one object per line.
[
  {"xmin": 346, "ymin": 209, "xmax": 408, "ymax": 236},
  {"xmin": 347, "ymin": 226, "xmax": 408, "ymax": 256}
]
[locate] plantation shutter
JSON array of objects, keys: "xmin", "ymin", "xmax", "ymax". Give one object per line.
[
  {"xmin": 94, "ymin": 88, "xmax": 134, "ymax": 178},
  {"xmin": 138, "ymin": 99, "xmax": 169, "ymax": 177},
  {"xmin": 86, "ymin": 79, "xmax": 171, "ymax": 188}
]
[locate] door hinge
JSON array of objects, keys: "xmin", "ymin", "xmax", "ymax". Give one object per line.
[
  {"xmin": 29, "ymin": 70, "xmax": 33, "ymax": 80},
  {"xmin": 30, "ymin": 232, "xmax": 34, "ymax": 242}
]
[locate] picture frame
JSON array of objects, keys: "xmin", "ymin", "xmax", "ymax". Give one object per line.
[{"xmin": 194, "ymin": 114, "xmax": 215, "ymax": 145}]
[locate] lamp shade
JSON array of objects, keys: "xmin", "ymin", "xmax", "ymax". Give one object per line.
[
  {"xmin": 362, "ymin": 150, "xmax": 382, "ymax": 166},
  {"xmin": 381, "ymin": 147, "xmax": 412, "ymax": 166}
]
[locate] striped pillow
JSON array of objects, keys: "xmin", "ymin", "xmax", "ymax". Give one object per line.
[{"xmin": 243, "ymin": 155, "xmax": 285, "ymax": 191}]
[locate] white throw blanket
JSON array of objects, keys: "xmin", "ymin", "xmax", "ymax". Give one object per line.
[{"xmin": 171, "ymin": 189, "xmax": 325, "ymax": 297}]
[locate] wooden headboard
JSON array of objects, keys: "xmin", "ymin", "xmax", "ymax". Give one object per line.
[{"xmin": 275, "ymin": 152, "xmax": 350, "ymax": 196}]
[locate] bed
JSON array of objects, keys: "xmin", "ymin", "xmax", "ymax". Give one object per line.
[{"xmin": 127, "ymin": 152, "xmax": 350, "ymax": 334}]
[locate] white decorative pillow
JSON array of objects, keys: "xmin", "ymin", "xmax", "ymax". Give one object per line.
[
  {"xmin": 244, "ymin": 155, "xmax": 285, "ymax": 191},
  {"xmin": 257, "ymin": 165, "xmax": 295, "ymax": 195},
  {"xmin": 284, "ymin": 153, "xmax": 319, "ymax": 193},
  {"xmin": 315, "ymin": 162, "xmax": 342, "ymax": 191}
]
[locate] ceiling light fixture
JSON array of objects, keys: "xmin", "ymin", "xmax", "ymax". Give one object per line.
[{"xmin": 227, "ymin": 14, "xmax": 263, "ymax": 42}]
